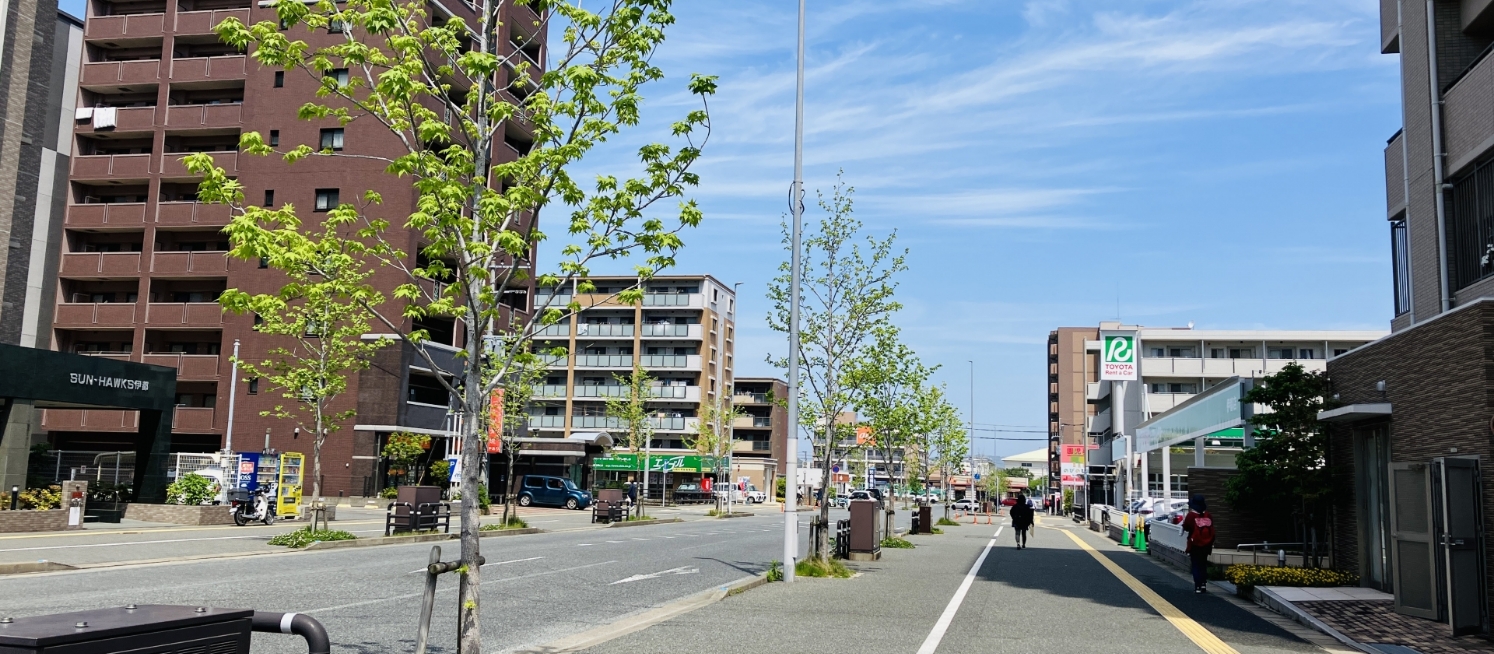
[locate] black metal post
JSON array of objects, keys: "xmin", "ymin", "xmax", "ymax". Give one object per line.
[{"xmin": 9, "ymin": 486, "xmax": 17, "ymax": 511}]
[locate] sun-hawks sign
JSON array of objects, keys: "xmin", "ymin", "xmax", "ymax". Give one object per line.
[
  {"xmin": 1099, "ymin": 330, "xmax": 1138, "ymax": 381},
  {"xmin": 69, "ymin": 372, "xmax": 150, "ymax": 391}
]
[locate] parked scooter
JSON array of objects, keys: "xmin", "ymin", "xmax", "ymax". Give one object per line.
[{"xmin": 231, "ymin": 482, "xmax": 277, "ymax": 526}]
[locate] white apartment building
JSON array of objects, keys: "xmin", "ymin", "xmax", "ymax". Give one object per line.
[{"xmin": 526, "ymin": 275, "xmax": 736, "ymax": 468}]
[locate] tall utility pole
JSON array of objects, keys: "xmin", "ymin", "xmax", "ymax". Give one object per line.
[{"xmin": 784, "ymin": 0, "xmax": 807, "ymax": 584}]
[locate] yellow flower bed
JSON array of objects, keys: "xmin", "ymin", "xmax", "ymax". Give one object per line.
[{"xmin": 1224, "ymin": 564, "xmax": 1358, "ymax": 588}]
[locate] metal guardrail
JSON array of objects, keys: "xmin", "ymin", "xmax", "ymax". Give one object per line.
[{"xmin": 835, "ymin": 519, "xmax": 851, "ymax": 559}]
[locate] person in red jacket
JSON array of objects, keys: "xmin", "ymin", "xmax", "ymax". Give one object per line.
[{"xmin": 1181, "ymin": 494, "xmax": 1215, "ymax": 594}]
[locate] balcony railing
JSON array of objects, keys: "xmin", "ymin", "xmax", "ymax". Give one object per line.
[
  {"xmin": 573, "ymin": 385, "xmax": 630, "ymax": 398},
  {"xmin": 173, "ymin": 8, "xmax": 250, "ymax": 35},
  {"xmin": 145, "ymin": 302, "xmax": 223, "ymax": 328},
  {"xmin": 162, "ymin": 151, "xmax": 236, "ymax": 177},
  {"xmin": 534, "ymin": 384, "xmax": 568, "ymax": 398},
  {"xmin": 172, "ymin": 406, "xmax": 217, "ymax": 432},
  {"xmin": 71, "ymin": 153, "xmax": 153, "ymax": 179},
  {"xmin": 733, "ymin": 416, "xmax": 773, "ymax": 428},
  {"xmin": 76, "ymin": 106, "xmax": 156, "ymax": 133},
  {"xmin": 733, "ymin": 392, "xmax": 770, "ymax": 404},
  {"xmin": 156, "ymin": 201, "xmax": 231, "ymax": 226},
  {"xmin": 527, "ymin": 415, "xmax": 565, "ymax": 428},
  {"xmin": 537, "ymin": 354, "xmax": 568, "ymax": 367},
  {"xmin": 575, "ymin": 323, "xmax": 633, "ymax": 337},
  {"xmin": 81, "ymin": 59, "xmax": 161, "ymax": 86},
  {"xmin": 533, "ymin": 324, "xmax": 569, "ymax": 337},
  {"xmin": 67, "ymin": 203, "xmax": 147, "ymax": 229},
  {"xmin": 575, "ymin": 354, "xmax": 632, "ymax": 367},
  {"xmin": 640, "ymin": 354, "xmax": 699, "ymax": 368},
  {"xmin": 141, "ymin": 353, "xmax": 220, "ymax": 379},
  {"xmin": 85, "ymin": 12, "xmax": 164, "ymax": 39},
  {"xmin": 533, "ymin": 293, "xmax": 571, "ymax": 308},
  {"xmin": 53, "ymin": 302, "xmax": 137, "ymax": 328},
  {"xmin": 151, "ymin": 250, "xmax": 229, "ymax": 275},
  {"xmin": 165, "ymin": 102, "xmax": 243, "ymax": 130},
  {"xmin": 640, "ymin": 293, "xmax": 697, "ymax": 307},
  {"xmin": 640, "ymin": 323, "xmax": 690, "ymax": 337},
  {"xmin": 169, "ymin": 55, "xmax": 246, "ymax": 84},
  {"xmin": 60, "ymin": 252, "xmax": 142, "ymax": 277}
]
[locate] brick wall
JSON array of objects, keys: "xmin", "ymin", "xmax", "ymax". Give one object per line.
[
  {"xmin": 1325, "ymin": 300, "xmax": 1494, "ymax": 605},
  {"xmin": 0, "ymin": 509, "xmax": 66, "ymax": 532},
  {"xmin": 1328, "ymin": 425, "xmax": 1361, "ymax": 576},
  {"xmin": 124, "ymin": 503, "xmax": 235, "ymax": 525},
  {"xmin": 1185, "ymin": 467, "xmax": 1297, "ymax": 549}
]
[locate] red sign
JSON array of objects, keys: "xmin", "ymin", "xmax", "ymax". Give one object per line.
[
  {"xmin": 702, "ymin": 477, "xmax": 712, "ymax": 493},
  {"xmin": 855, "ymin": 426, "xmax": 873, "ymax": 446},
  {"xmin": 486, "ymin": 388, "xmax": 504, "ymax": 454}
]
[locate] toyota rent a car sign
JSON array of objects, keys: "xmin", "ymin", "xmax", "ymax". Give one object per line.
[{"xmin": 1099, "ymin": 330, "xmax": 1138, "ymax": 380}]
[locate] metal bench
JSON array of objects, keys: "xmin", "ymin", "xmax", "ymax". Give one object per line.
[{"xmin": 385, "ymin": 501, "xmax": 452, "ymax": 536}]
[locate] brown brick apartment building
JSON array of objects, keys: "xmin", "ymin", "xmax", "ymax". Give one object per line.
[
  {"xmin": 1046, "ymin": 327, "xmax": 1097, "ymax": 500},
  {"xmin": 1322, "ymin": 0, "xmax": 1494, "ymax": 635},
  {"xmin": 31, "ymin": 0, "xmax": 543, "ymax": 497}
]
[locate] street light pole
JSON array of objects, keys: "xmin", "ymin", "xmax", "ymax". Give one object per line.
[
  {"xmin": 784, "ymin": 0, "xmax": 807, "ymax": 583},
  {"xmin": 221, "ymin": 339, "xmax": 241, "ymax": 503}
]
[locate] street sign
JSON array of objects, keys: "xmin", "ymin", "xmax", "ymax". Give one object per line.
[
  {"xmin": 831, "ymin": 464, "xmax": 841, "ymax": 473},
  {"xmin": 1099, "ymin": 330, "xmax": 1138, "ymax": 380}
]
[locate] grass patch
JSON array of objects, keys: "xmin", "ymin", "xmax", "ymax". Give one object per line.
[
  {"xmin": 479, "ymin": 516, "xmax": 529, "ymax": 531},
  {"xmin": 795, "ymin": 558, "xmax": 854, "ymax": 578},
  {"xmin": 267, "ymin": 527, "xmax": 356, "ymax": 548},
  {"xmin": 930, "ymin": 527, "xmax": 944, "ymax": 535},
  {"xmin": 389, "ymin": 529, "xmax": 442, "ymax": 537},
  {"xmin": 880, "ymin": 537, "xmax": 914, "ymax": 549},
  {"xmin": 936, "ymin": 517, "xmax": 961, "ymax": 526}
]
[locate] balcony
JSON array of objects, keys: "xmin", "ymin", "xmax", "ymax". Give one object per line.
[
  {"xmin": 145, "ymin": 302, "xmax": 223, "ymax": 328},
  {"xmin": 1085, "ymin": 382, "xmax": 1108, "ymax": 402},
  {"xmin": 156, "ymin": 201, "xmax": 231, "ymax": 226},
  {"xmin": 639, "ymin": 354, "xmax": 701, "ymax": 370},
  {"xmin": 533, "ymin": 324, "xmax": 569, "ymax": 337},
  {"xmin": 60, "ymin": 252, "xmax": 142, "ymax": 278},
  {"xmin": 640, "ymin": 323, "xmax": 700, "ymax": 338},
  {"xmin": 534, "ymin": 384, "xmax": 568, "ymax": 398},
  {"xmin": 161, "ymin": 151, "xmax": 236, "ymax": 177},
  {"xmin": 649, "ymin": 385, "xmax": 699, "ymax": 401},
  {"xmin": 733, "ymin": 416, "xmax": 772, "ymax": 428},
  {"xmin": 75, "ymin": 106, "xmax": 157, "ymax": 134},
  {"xmin": 53, "ymin": 302, "xmax": 137, "ymax": 328},
  {"xmin": 732, "ymin": 440, "xmax": 771, "ymax": 453},
  {"xmin": 141, "ymin": 353, "xmax": 220, "ymax": 380},
  {"xmin": 71, "ymin": 153, "xmax": 153, "ymax": 180},
  {"xmin": 575, "ymin": 354, "xmax": 632, "ymax": 368},
  {"xmin": 151, "ymin": 250, "xmax": 229, "ymax": 275},
  {"xmin": 733, "ymin": 392, "xmax": 769, "ymax": 404},
  {"xmin": 640, "ymin": 293, "xmax": 701, "ymax": 308},
  {"xmin": 85, "ymin": 12, "xmax": 165, "ymax": 39},
  {"xmin": 67, "ymin": 203, "xmax": 148, "ymax": 229},
  {"xmin": 173, "ymin": 8, "xmax": 250, "ymax": 35},
  {"xmin": 81, "ymin": 59, "xmax": 161, "ymax": 87},
  {"xmin": 569, "ymin": 415, "xmax": 620, "ymax": 430},
  {"xmin": 169, "ymin": 55, "xmax": 246, "ymax": 84},
  {"xmin": 528, "ymin": 415, "xmax": 565, "ymax": 429},
  {"xmin": 1444, "ymin": 51, "xmax": 1494, "ymax": 175},
  {"xmin": 405, "ymin": 401, "xmax": 449, "ymax": 431},
  {"xmin": 538, "ymin": 354, "xmax": 569, "ymax": 367},
  {"xmin": 172, "ymin": 406, "xmax": 217, "ymax": 432},
  {"xmin": 165, "ymin": 102, "xmax": 243, "ymax": 130},
  {"xmin": 574, "ymin": 323, "xmax": 633, "ymax": 338},
  {"xmin": 1385, "ymin": 130, "xmax": 1404, "ymax": 218}
]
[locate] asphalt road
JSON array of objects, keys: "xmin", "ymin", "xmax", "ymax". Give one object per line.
[{"xmin": 0, "ymin": 508, "xmax": 889, "ymax": 653}]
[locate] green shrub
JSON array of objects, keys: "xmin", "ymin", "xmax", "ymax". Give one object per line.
[
  {"xmin": 1224, "ymin": 565, "xmax": 1359, "ymax": 588},
  {"xmin": 929, "ymin": 527, "xmax": 944, "ymax": 535},
  {"xmin": 379, "ymin": 487, "xmax": 399, "ymax": 499},
  {"xmin": 477, "ymin": 483, "xmax": 491, "ymax": 511},
  {"xmin": 765, "ymin": 560, "xmax": 783, "ymax": 582},
  {"xmin": 480, "ymin": 516, "xmax": 528, "ymax": 531},
  {"xmin": 936, "ymin": 517, "xmax": 961, "ymax": 526},
  {"xmin": 267, "ymin": 527, "xmax": 356, "ymax": 548},
  {"xmin": 881, "ymin": 537, "xmax": 914, "ymax": 549},
  {"xmin": 795, "ymin": 558, "xmax": 853, "ymax": 578},
  {"xmin": 165, "ymin": 473, "xmax": 218, "ymax": 505}
]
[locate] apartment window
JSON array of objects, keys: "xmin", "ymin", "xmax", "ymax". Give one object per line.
[
  {"xmin": 1391, "ymin": 219, "xmax": 1411, "ymax": 315},
  {"xmin": 263, "ymin": 189, "xmax": 274, "ymax": 207},
  {"xmin": 327, "ymin": 68, "xmax": 350, "ymax": 86},
  {"xmin": 314, "ymin": 188, "xmax": 339, "ymax": 211},
  {"xmin": 1333, "ymin": 348, "xmax": 1349, "ymax": 357},
  {"xmin": 1267, "ymin": 347, "xmax": 1295, "ymax": 360},
  {"xmin": 258, "ymin": 256, "xmax": 269, "ymax": 269},
  {"xmin": 1148, "ymin": 383, "xmax": 1198, "ymax": 394},
  {"xmin": 274, "ymin": 71, "xmax": 284, "ymax": 88},
  {"xmin": 1298, "ymin": 348, "xmax": 1316, "ymax": 360},
  {"xmin": 1228, "ymin": 348, "xmax": 1254, "ymax": 359},
  {"xmin": 1147, "ymin": 348, "xmax": 1164, "ymax": 357},
  {"xmin": 1210, "ymin": 348, "xmax": 1226, "ymax": 359},
  {"xmin": 269, "ymin": 130, "xmax": 279, "ymax": 147},
  {"xmin": 328, "ymin": 19, "xmax": 350, "ymax": 33},
  {"xmin": 319, "ymin": 128, "xmax": 344, "ymax": 151},
  {"xmin": 1168, "ymin": 347, "xmax": 1195, "ymax": 358},
  {"xmin": 248, "ymin": 378, "xmax": 259, "ymax": 395}
]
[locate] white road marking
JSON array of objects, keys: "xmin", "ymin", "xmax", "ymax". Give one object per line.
[
  {"xmin": 662, "ymin": 536, "xmax": 676, "ymax": 539},
  {"xmin": 0, "ymin": 535, "xmax": 262, "ymax": 553},
  {"xmin": 916, "ymin": 526, "xmax": 1002, "ymax": 654},
  {"xmin": 605, "ymin": 540, "xmax": 624, "ymax": 544},
  {"xmin": 631, "ymin": 538, "xmax": 647, "ymax": 541},
  {"xmin": 308, "ymin": 560, "xmax": 619, "ymax": 613},
  {"xmin": 576, "ymin": 543, "xmax": 594, "ymax": 547},
  {"xmin": 609, "ymin": 566, "xmax": 699, "ymax": 585}
]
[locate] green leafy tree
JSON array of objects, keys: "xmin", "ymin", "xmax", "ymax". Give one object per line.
[
  {"xmin": 192, "ymin": 0, "xmax": 716, "ymax": 647},
  {"xmin": 849, "ymin": 325, "xmax": 934, "ymax": 532},
  {"xmin": 926, "ymin": 393, "xmax": 968, "ymax": 520},
  {"xmin": 382, "ymin": 432, "xmax": 430, "ymax": 485},
  {"xmin": 1226, "ymin": 362, "xmax": 1337, "ymax": 558},
  {"xmin": 219, "ymin": 229, "xmax": 387, "ymax": 505},
  {"xmin": 491, "ymin": 341, "xmax": 548, "ymax": 525},
  {"xmin": 766, "ymin": 174, "xmax": 907, "ymax": 561},
  {"xmin": 606, "ymin": 363, "xmax": 656, "ymax": 518},
  {"xmin": 688, "ymin": 392, "xmax": 745, "ymax": 512}
]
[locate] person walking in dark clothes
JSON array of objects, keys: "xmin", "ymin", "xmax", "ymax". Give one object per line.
[
  {"xmin": 1010, "ymin": 493, "xmax": 1035, "ymax": 549},
  {"xmin": 1181, "ymin": 494, "xmax": 1216, "ymax": 593}
]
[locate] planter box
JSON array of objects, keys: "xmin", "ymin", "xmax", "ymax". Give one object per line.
[
  {"xmin": 124, "ymin": 503, "xmax": 234, "ymax": 525},
  {"xmin": 0, "ymin": 509, "xmax": 69, "ymax": 533}
]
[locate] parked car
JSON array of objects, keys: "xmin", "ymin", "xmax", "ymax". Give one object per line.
[
  {"xmin": 744, "ymin": 484, "xmax": 767, "ymax": 504},
  {"xmin": 674, "ymin": 483, "xmax": 712, "ymax": 504},
  {"xmin": 1000, "ymin": 497, "xmax": 1018, "ymax": 507},
  {"xmin": 830, "ymin": 495, "xmax": 850, "ymax": 508},
  {"xmin": 951, "ymin": 498, "xmax": 978, "ymax": 511},
  {"xmin": 849, "ymin": 489, "xmax": 878, "ymax": 503},
  {"xmin": 516, "ymin": 475, "xmax": 592, "ymax": 510}
]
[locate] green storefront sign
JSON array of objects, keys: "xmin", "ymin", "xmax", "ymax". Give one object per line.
[{"xmin": 591, "ymin": 453, "xmax": 720, "ymax": 473}]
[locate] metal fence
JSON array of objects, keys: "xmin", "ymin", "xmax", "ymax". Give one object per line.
[{"xmin": 28, "ymin": 451, "xmax": 223, "ymax": 487}]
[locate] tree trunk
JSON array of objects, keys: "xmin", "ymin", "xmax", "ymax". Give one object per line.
[
  {"xmin": 814, "ymin": 414, "xmax": 834, "ymax": 560},
  {"xmin": 457, "ymin": 344, "xmax": 484, "ymax": 654},
  {"xmin": 312, "ymin": 405, "xmax": 325, "ymax": 503},
  {"xmin": 502, "ymin": 451, "xmax": 517, "ymax": 524}
]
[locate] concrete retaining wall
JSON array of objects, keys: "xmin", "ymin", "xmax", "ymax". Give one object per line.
[{"xmin": 125, "ymin": 503, "xmax": 234, "ymax": 525}]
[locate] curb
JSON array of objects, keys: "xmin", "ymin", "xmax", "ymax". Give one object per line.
[
  {"xmin": 301, "ymin": 528, "xmax": 546, "ymax": 551},
  {"xmin": 1253, "ymin": 587, "xmax": 1380, "ymax": 654},
  {"xmin": 518, "ymin": 574, "xmax": 767, "ymax": 653},
  {"xmin": 712, "ymin": 512, "xmax": 755, "ymax": 519},
  {"xmin": 606, "ymin": 518, "xmax": 683, "ymax": 529},
  {"xmin": 479, "ymin": 527, "xmax": 544, "ymax": 538},
  {"xmin": 0, "ymin": 561, "xmax": 75, "ymax": 575}
]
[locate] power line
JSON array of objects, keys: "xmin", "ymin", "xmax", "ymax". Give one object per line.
[
  {"xmin": 973, "ymin": 435, "xmax": 1048, "ymax": 442},
  {"xmin": 971, "ymin": 427, "xmax": 1048, "ymax": 434}
]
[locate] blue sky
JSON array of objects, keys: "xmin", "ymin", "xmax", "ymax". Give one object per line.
[
  {"xmin": 558, "ymin": 0, "xmax": 1401, "ymax": 459},
  {"xmin": 57, "ymin": 0, "xmax": 1398, "ymax": 459}
]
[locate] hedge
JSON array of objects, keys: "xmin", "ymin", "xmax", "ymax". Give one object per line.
[{"xmin": 1224, "ymin": 564, "xmax": 1359, "ymax": 588}]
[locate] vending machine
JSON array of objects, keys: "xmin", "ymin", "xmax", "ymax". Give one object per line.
[{"xmin": 277, "ymin": 452, "xmax": 304, "ymax": 518}]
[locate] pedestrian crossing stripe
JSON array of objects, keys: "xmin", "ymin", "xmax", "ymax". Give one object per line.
[{"xmin": 1060, "ymin": 529, "xmax": 1240, "ymax": 654}]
